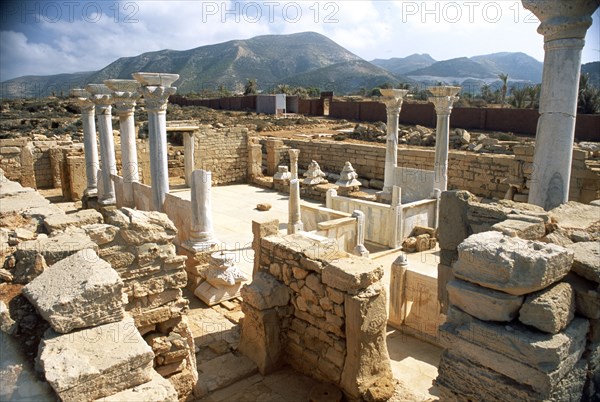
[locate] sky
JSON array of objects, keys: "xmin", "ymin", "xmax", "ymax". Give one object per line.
[{"xmin": 1, "ymin": 0, "xmax": 599, "ymax": 82}]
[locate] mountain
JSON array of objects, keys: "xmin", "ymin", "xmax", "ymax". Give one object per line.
[
  {"xmin": 407, "ymin": 57, "xmax": 492, "ymax": 80},
  {"xmin": 582, "ymin": 61, "xmax": 600, "ymax": 87},
  {"xmin": 470, "ymin": 52, "xmax": 543, "ymax": 82},
  {"xmin": 1, "ymin": 71, "xmax": 95, "ymax": 99},
  {"xmin": 1, "ymin": 32, "xmax": 407, "ymax": 98},
  {"xmin": 370, "ymin": 54, "xmax": 436, "ymax": 75}
]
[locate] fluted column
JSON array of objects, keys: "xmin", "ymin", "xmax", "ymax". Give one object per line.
[
  {"xmin": 428, "ymin": 86, "xmax": 460, "ymax": 192},
  {"xmin": 86, "ymin": 84, "xmax": 116, "ymax": 205},
  {"xmin": 133, "ymin": 73, "xmax": 179, "ymax": 212},
  {"xmin": 380, "ymin": 89, "xmax": 409, "ymax": 202},
  {"xmin": 105, "ymin": 79, "xmax": 141, "ymax": 208},
  {"xmin": 288, "ymin": 149, "xmax": 300, "ymax": 180},
  {"xmin": 522, "ymin": 0, "xmax": 599, "ymax": 210},
  {"xmin": 71, "ymin": 89, "xmax": 98, "ymax": 197}
]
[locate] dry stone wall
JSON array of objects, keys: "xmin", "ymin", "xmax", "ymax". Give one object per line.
[{"xmin": 194, "ymin": 125, "xmax": 248, "ymax": 185}]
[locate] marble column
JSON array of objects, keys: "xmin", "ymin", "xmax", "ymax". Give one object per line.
[
  {"xmin": 71, "ymin": 89, "xmax": 98, "ymax": 197},
  {"xmin": 184, "ymin": 132, "xmax": 195, "ymax": 187},
  {"xmin": 104, "ymin": 79, "xmax": 141, "ymax": 208},
  {"xmin": 428, "ymin": 86, "xmax": 460, "ymax": 192},
  {"xmin": 522, "ymin": 0, "xmax": 599, "ymax": 210},
  {"xmin": 86, "ymin": 84, "xmax": 116, "ymax": 205},
  {"xmin": 288, "ymin": 179, "xmax": 304, "ymax": 234},
  {"xmin": 133, "ymin": 72, "xmax": 179, "ymax": 211},
  {"xmin": 352, "ymin": 210, "xmax": 369, "ymax": 258},
  {"xmin": 379, "ymin": 89, "xmax": 409, "ymax": 201},
  {"xmin": 184, "ymin": 169, "xmax": 218, "ymax": 251},
  {"xmin": 288, "ymin": 149, "xmax": 300, "ymax": 180}
]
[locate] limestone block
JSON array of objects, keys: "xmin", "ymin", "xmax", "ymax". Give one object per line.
[
  {"xmin": 340, "ymin": 283, "xmax": 394, "ymax": 401},
  {"xmin": 519, "ymin": 282, "xmax": 575, "ymax": 334},
  {"xmin": 492, "ymin": 218, "xmax": 546, "ymax": 240},
  {"xmin": 565, "ymin": 241, "xmax": 600, "ymax": 284},
  {"xmin": 106, "ymin": 208, "xmax": 177, "ymax": 246},
  {"xmin": 38, "ymin": 315, "xmax": 155, "ymax": 402},
  {"xmin": 94, "ymin": 371, "xmax": 177, "ymax": 402},
  {"xmin": 127, "ymin": 269, "xmax": 188, "ymax": 298},
  {"xmin": 549, "ymin": 201, "xmax": 600, "ymax": 232},
  {"xmin": 43, "ymin": 209, "xmax": 103, "ymax": 233},
  {"xmin": 541, "ymin": 230, "xmax": 573, "ymax": 247},
  {"xmin": 452, "ymin": 231, "xmax": 573, "ymax": 296},
  {"xmin": 446, "ymin": 306, "xmax": 589, "ymax": 371},
  {"xmin": 240, "ymin": 271, "xmax": 290, "ymax": 310},
  {"xmin": 13, "ymin": 231, "xmax": 97, "ymax": 283},
  {"xmin": 447, "ymin": 279, "xmax": 523, "ymax": 322},
  {"xmin": 23, "ymin": 249, "xmax": 124, "ymax": 333},
  {"xmin": 193, "ymin": 352, "xmax": 258, "ymax": 397},
  {"xmin": 322, "ymin": 257, "xmax": 383, "ymax": 294},
  {"xmin": 238, "ymin": 304, "xmax": 283, "ymax": 375},
  {"xmin": 564, "ymin": 273, "xmax": 600, "ymax": 319},
  {"xmin": 438, "ymin": 190, "xmax": 477, "ymax": 250},
  {"xmin": 99, "ymin": 245, "xmax": 135, "ymax": 269},
  {"xmin": 82, "ymin": 224, "xmax": 119, "ymax": 245}
]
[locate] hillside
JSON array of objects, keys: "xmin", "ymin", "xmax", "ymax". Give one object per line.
[{"xmin": 370, "ymin": 54, "xmax": 436, "ymax": 75}]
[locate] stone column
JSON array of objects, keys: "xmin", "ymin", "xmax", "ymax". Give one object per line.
[
  {"xmin": 184, "ymin": 132, "xmax": 195, "ymax": 187},
  {"xmin": 105, "ymin": 80, "xmax": 141, "ymax": 208},
  {"xmin": 71, "ymin": 89, "xmax": 98, "ymax": 197},
  {"xmin": 184, "ymin": 169, "xmax": 218, "ymax": 252},
  {"xmin": 379, "ymin": 89, "xmax": 409, "ymax": 202},
  {"xmin": 428, "ymin": 86, "xmax": 460, "ymax": 192},
  {"xmin": 522, "ymin": 0, "xmax": 599, "ymax": 210},
  {"xmin": 288, "ymin": 179, "xmax": 303, "ymax": 234},
  {"xmin": 86, "ymin": 84, "xmax": 116, "ymax": 205},
  {"xmin": 133, "ymin": 72, "xmax": 179, "ymax": 212},
  {"xmin": 288, "ymin": 149, "xmax": 300, "ymax": 180},
  {"xmin": 352, "ymin": 210, "xmax": 369, "ymax": 257}
]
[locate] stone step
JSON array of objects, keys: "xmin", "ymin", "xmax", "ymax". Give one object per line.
[{"xmin": 193, "ymin": 352, "xmax": 258, "ymax": 398}]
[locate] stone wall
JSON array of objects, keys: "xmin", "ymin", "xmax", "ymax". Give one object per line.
[
  {"xmin": 272, "ymin": 139, "xmax": 599, "ymax": 203},
  {"xmin": 238, "ymin": 224, "xmax": 395, "ymax": 400},
  {"xmin": 194, "ymin": 125, "xmax": 249, "ymax": 185}
]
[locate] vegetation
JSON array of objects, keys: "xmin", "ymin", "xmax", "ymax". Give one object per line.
[
  {"xmin": 498, "ymin": 73, "xmax": 509, "ymax": 107},
  {"xmin": 578, "ymin": 73, "xmax": 600, "ymax": 114},
  {"xmin": 244, "ymin": 79, "xmax": 258, "ymax": 95}
]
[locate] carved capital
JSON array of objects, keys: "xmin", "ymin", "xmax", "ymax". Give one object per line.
[
  {"xmin": 140, "ymin": 86, "xmax": 177, "ymax": 112},
  {"xmin": 90, "ymin": 94, "xmax": 113, "ymax": 114},
  {"xmin": 522, "ymin": 0, "xmax": 598, "ymax": 42},
  {"xmin": 288, "ymin": 148, "xmax": 300, "ymax": 161},
  {"xmin": 112, "ymin": 91, "xmax": 140, "ymax": 115},
  {"xmin": 73, "ymin": 98, "xmax": 95, "ymax": 114},
  {"xmin": 428, "ymin": 95, "xmax": 459, "ymax": 116},
  {"xmin": 382, "ymin": 97, "xmax": 404, "ymax": 115}
]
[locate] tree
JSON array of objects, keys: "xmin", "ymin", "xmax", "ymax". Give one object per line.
[
  {"xmin": 244, "ymin": 79, "xmax": 258, "ymax": 95},
  {"xmin": 480, "ymin": 84, "xmax": 494, "ymax": 103},
  {"xmin": 510, "ymin": 85, "xmax": 527, "ymax": 108},
  {"xmin": 498, "ymin": 73, "xmax": 509, "ymax": 107},
  {"xmin": 578, "ymin": 73, "xmax": 600, "ymax": 114},
  {"xmin": 526, "ymin": 84, "xmax": 541, "ymax": 109}
]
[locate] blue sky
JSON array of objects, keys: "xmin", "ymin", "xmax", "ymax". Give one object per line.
[{"xmin": 1, "ymin": 0, "xmax": 599, "ymax": 82}]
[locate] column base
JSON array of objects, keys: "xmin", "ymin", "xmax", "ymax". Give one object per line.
[
  {"xmin": 84, "ymin": 188, "xmax": 98, "ymax": 197},
  {"xmin": 353, "ymin": 244, "xmax": 370, "ymax": 258},
  {"xmin": 287, "ymin": 222, "xmax": 304, "ymax": 235},
  {"xmin": 194, "ymin": 281, "xmax": 242, "ymax": 306},
  {"xmin": 98, "ymin": 196, "xmax": 116, "ymax": 206},
  {"xmin": 182, "ymin": 238, "xmax": 219, "ymax": 253},
  {"xmin": 376, "ymin": 190, "xmax": 392, "ymax": 204}
]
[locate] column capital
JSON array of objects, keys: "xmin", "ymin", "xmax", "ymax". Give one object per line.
[
  {"xmin": 428, "ymin": 95, "xmax": 459, "ymax": 115},
  {"xmin": 288, "ymin": 149, "xmax": 300, "ymax": 159},
  {"xmin": 382, "ymin": 97, "xmax": 405, "ymax": 114},
  {"xmin": 86, "ymin": 84, "xmax": 114, "ymax": 112},
  {"xmin": 140, "ymin": 86, "xmax": 177, "ymax": 112},
  {"xmin": 73, "ymin": 97, "xmax": 95, "ymax": 113},
  {"xmin": 522, "ymin": 0, "xmax": 598, "ymax": 42},
  {"xmin": 113, "ymin": 92, "xmax": 140, "ymax": 115}
]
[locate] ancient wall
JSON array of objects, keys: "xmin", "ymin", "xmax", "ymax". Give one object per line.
[
  {"xmin": 194, "ymin": 126, "xmax": 248, "ymax": 185},
  {"xmin": 238, "ymin": 225, "xmax": 395, "ymax": 400}
]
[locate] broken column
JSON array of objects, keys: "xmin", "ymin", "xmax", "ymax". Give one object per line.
[
  {"xmin": 133, "ymin": 72, "xmax": 179, "ymax": 212},
  {"xmin": 289, "ymin": 148, "xmax": 300, "ymax": 180},
  {"xmin": 335, "ymin": 161, "xmax": 361, "ymax": 196},
  {"xmin": 70, "ymin": 89, "xmax": 99, "ymax": 197},
  {"xmin": 273, "ymin": 165, "xmax": 292, "ymax": 192},
  {"xmin": 428, "ymin": 86, "xmax": 460, "ymax": 192},
  {"xmin": 183, "ymin": 131, "xmax": 195, "ymax": 187},
  {"xmin": 104, "ymin": 79, "xmax": 141, "ymax": 208},
  {"xmin": 194, "ymin": 251, "xmax": 249, "ymax": 306},
  {"xmin": 184, "ymin": 169, "xmax": 218, "ymax": 252},
  {"xmin": 288, "ymin": 178, "xmax": 303, "ymax": 234},
  {"xmin": 352, "ymin": 210, "xmax": 369, "ymax": 257},
  {"xmin": 379, "ymin": 89, "xmax": 409, "ymax": 202},
  {"xmin": 86, "ymin": 83, "xmax": 117, "ymax": 205},
  {"xmin": 522, "ymin": 0, "xmax": 599, "ymax": 210}
]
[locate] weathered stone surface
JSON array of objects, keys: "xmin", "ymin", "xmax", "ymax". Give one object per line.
[
  {"xmin": 453, "ymin": 231, "xmax": 573, "ymax": 296},
  {"xmin": 94, "ymin": 370, "xmax": 177, "ymax": 402},
  {"xmin": 322, "ymin": 257, "xmax": 383, "ymax": 294},
  {"xmin": 23, "ymin": 249, "xmax": 124, "ymax": 333},
  {"xmin": 193, "ymin": 352, "xmax": 258, "ymax": 397},
  {"xmin": 566, "ymin": 241, "xmax": 600, "ymax": 283},
  {"xmin": 541, "ymin": 230, "xmax": 574, "ymax": 247},
  {"xmin": 519, "ymin": 282, "xmax": 575, "ymax": 334},
  {"xmin": 550, "ymin": 201, "xmax": 600, "ymax": 232},
  {"xmin": 38, "ymin": 315, "xmax": 154, "ymax": 402},
  {"xmin": 82, "ymin": 223, "xmax": 119, "ymax": 245},
  {"xmin": 241, "ymin": 271, "xmax": 290, "ymax": 310},
  {"xmin": 447, "ymin": 279, "xmax": 523, "ymax": 322},
  {"xmin": 105, "ymin": 208, "xmax": 177, "ymax": 246},
  {"xmin": 0, "ymin": 301, "xmax": 17, "ymax": 334},
  {"xmin": 13, "ymin": 231, "xmax": 97, "ymax": 283},
  {"xmin": 341, "ymin": 283, "xmax": 393, "ymax": 401},
  {"xmin": 256, "ymin": 203, "xmax": 272, "ymax": 211},
  {"xmin": 564, "ymin": 273, "xmax": 600, "ymax": 319},
  {"xmin": 43, "ymin": 209, "xmax": 103, "ymax": 233},
  {"xmin": 238, "ymin": 304, "xmax": 283, "ymax": 375},
  {"xmin": 0, "ymin": 268, "xmax": 13, "ymax": 283},
  {"xmin": 492, "ymin": 218, "xmax": 546, "ymax": 240},
  {"xmin": 438, "ymin": 190, "xmax": 477, "ymax": 250}
]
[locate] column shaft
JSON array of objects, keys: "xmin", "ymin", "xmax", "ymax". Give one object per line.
[
  {"xmin": 118, "ymin": 109, "xmax": 139, "ymax": 206},
  {"xmin": 81, "ymin": 107, "xmax": 99, "ymax": 195},
  {"xmin": 433, "ymin": 113, "xmax": 450, "ymax": 191},
  {"xmin": 383, "ymin": 107, "xmax": 400, "ymax": 193},
  {"xmin": 184, "ymin": 132, "xmax": 195, "ymax": 187},
  {"xmin": 97, "ymin": 105, "xmax": 117, "ymax": 205},
  {"xmin": 288, "ymin": 179, "xmax": 303, "ymax": 234},
  {"xmin": 148, "ymin": 109, "xmax": 169, "ymax": 211}
]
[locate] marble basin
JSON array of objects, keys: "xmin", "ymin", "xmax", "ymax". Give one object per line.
[
  {"xmin": 70, "ymin": 88, "xmax": 89, "ymax": 98},
  {"xmin": 85, "ymin": 84, "xmax": 113, "ymax": 95},
  {"xmin": 132, "ymin": 72, "xmax": 179, "ymax": 87},
  {"xmin": 427, "ymin": 86, "xmax": 461, "ymax": 97},
  {"xmin": 104, "ymin": 79, "xmax": 140, "ymax": 92},
  {"xmin": 380, "ymin": 89, "xmax": 409, "ymax": 99}
]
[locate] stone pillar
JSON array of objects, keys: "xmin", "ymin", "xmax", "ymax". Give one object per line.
[
  {"xmin": 247, "ymin": 137, "xmax": 263, "ymax": 180},
  {"xmin": 522, "ymin": 0, "xmax": 599, "ymax": 210},
  {"xmin": 336, "ymin": 161, "xmax": 361, "ymax": 196},
  {"xmin": 133, "ymin": 72, "xmax": 179, "ymax": 212},
  {"xmin": 428, "ymin": 86, "xmax": 461, "ymax": 192},
  {"xmin": 288, "ymin": 179, "xmax": 303, "ymax": 234},
  {"xmin": 86, "ymin": 84, "xmax": 116, "ymax": 205},
  {"xmin": 71, "ymin": 89, "xmax": 98, "ymax": 197},
  {"xmin": 388, "ymin": 254, "xmax": 408, "ymax": 328},
  {"xmin": 352, "ymin": 210, "xmax": 369, "ymax": 258},
  {"xmin": 266, "ymin": 138, "xmax": 286, "ymax": 176},
  {"xmin": 184, "ymin": 132, "xmax": 195, "ymax": 187},
  {"xmin": 104, "ymin": 80, "xmax": 140, "ymax": 208},
  {"xmin": 288, "ymin": 149, "xmax": 300, "ymax": 180},
  {"xmin": 379, "ymin": 89, "xmax": 409, "ymax": 202},
  {"xmin": 184, "ymin": 169, "xmax": 218, "ymax": 252}
]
